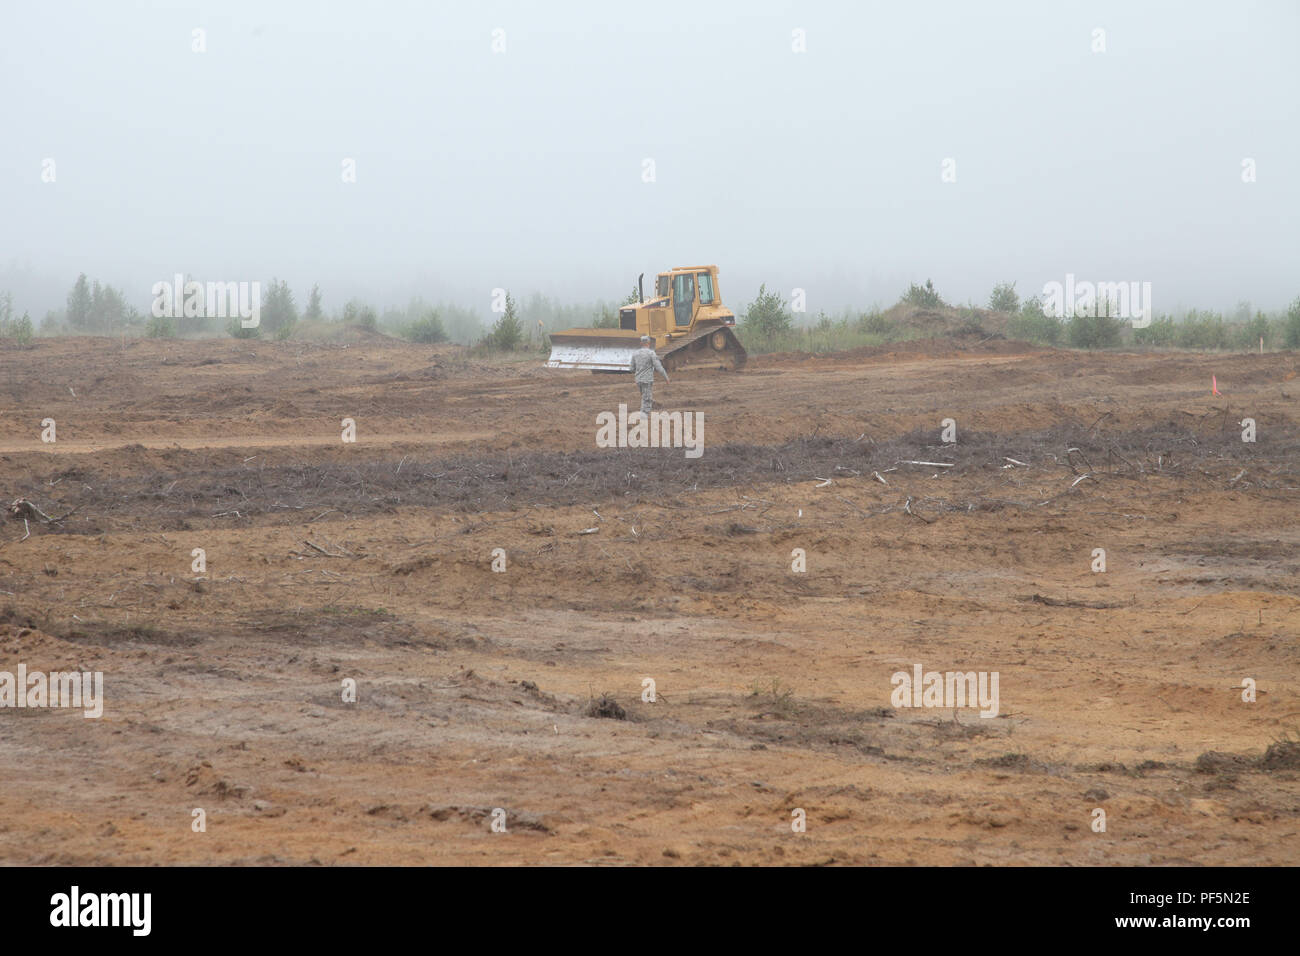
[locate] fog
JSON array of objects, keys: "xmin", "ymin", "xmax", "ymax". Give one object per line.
[{"xmin": 3, "ymin": 0, "xmax": 1297, "ymax": 321}]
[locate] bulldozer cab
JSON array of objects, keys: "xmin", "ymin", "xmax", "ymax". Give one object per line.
[{"xmin": 655, "ymin": 267, "xmax": 719, "ymax": 328}]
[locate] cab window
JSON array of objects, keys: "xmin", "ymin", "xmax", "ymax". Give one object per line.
[
  {"xmin": 657, "ymin": 275, "xmax": 670, "ymax": 298},
  {"xmin": 673, "ymin": 274, "xmax": 695, "ymax": 304},
  {"xmin": 697, "ymin": 273, "xmax": 715, "ymax": 305}
]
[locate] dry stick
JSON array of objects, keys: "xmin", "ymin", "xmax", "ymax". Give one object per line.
[
  {"xmin": 1038, "ymin": 481, "xmax": 1088, "ymax": 507},
  {"xmin": 903, "ymin": 496, "xmax": 933, "ymax": 524},
  {"xmin": 9, "ymin": 498, "xmax": 54, "ymax": 522},
  {"xmin": 836, "ymin": 495, "xmax": 868, "ymax": 517},
  {"xmin": 1027, "ymin": 593, "xmax": 1127, "ymax": 610},
  {"xmin": 320, "ymin": 536, "xmax": 356, "ymax": 557},
  {"xmin": 1107, "ymin": 442, "xmax": 1140, "ymax": 474},
  {"xmin": 1066, "ymin": 447, "xmax": 1094, "ymax": 475}
]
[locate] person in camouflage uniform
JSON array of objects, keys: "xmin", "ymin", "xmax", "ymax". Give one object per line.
[{"xmin": 629, "ymin": 335, "xmax": 669, "ymax": 417}]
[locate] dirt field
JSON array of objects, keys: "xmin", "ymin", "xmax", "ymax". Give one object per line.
[{"xmin": 1, "ymin": 333, "xmax": 1297, "ymax": 866}]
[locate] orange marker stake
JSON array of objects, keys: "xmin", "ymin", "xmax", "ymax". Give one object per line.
[{"xmin": 1212, "ymin": 374, "xmax": 1221, "ymax": 396}]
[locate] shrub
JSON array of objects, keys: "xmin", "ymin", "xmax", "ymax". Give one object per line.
[
  {"xmin": 1066, "ymin": 310, "xmax": 1124, "ymax": 348},
  {"xmin": 261, "ymin": 277, "xmax": 298, "ymax": 337},
  {"xmin": 956, "ymin": 315, "xmax": 987, "ymax": 337},
  {"xmin": 145, "ymin": 313, "xmax": 176, "ymax": 338},
  {"xmin": 0, "ymin": 301, "xmax": 36, "ymax": 345},
  {"xmin": 742, "ymin": 284, "xmax": 793, "ymax": 336},
  {"xmin": 903, "ymin": 279, "xmax": 945, "ymax": 308},
  {"xmin": 1133, "ymin": 316, "xmax": 1176, "ymax": 347},
  {"xmin": 988, "ymin": 281, "xmax": 1020, "ymax": 313},
  {"xmin": 303, "ymin": 284, "xmax": 323, "ymax": 321},
  {"xmin": 404, "ymin": 311, "xmax": 448, "ymax": 343},
  {"xmin": 339, "ymin": 300, "xmax": 378, "ymax": 330},
  {"xmin": 66, "ymin": 274, "xmax": 92, "ymax": 330},
  {"xmin": 1174, "ymin": 310, "xmax": 1229, "ymax": 350},
  {"xmin": 1007, "ymin": 297, "xmax": 1062, "ymax": 345},
  {"xmin": 856, "ymin": 310, "xmax": 890, "ymax": 336},
  {"xmin": 1284, "ymin": 296, "xmax": 1300, "ymax": 349},
  {"xmin": 591, "ymin": 306, "xmax": 619, "ymax": 329},
  {"xmin": 486, "ymin": 292, "xmax": 523, "ymax": 350},
  {"xmin": 1232, "ymin": 312, "xmax": 1271, "ymax": 350},
  {"xmin": 227, "ymin": 317, "xmax": 259, "ymax": 339}
]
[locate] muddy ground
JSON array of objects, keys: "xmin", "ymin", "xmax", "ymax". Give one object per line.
[{"xmin": 0, "ymin": 334, "xmax": 1297, "ymax": 865}]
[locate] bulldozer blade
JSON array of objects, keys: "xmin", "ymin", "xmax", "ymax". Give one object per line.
[
  {"xmin": 546, "ymin": 323, "xmax": 746, "ymax": 372},
  {"xmin": 546, "ymin": 333, "xmax": 641, "ymax": 371}
]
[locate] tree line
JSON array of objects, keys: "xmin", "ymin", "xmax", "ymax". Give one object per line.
[{"xmin": 8, "ymin": 272, "xmax": 1300, "ymax": 354}]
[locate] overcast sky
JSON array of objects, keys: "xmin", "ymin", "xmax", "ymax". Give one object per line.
[{"xmin": 3, "ymin": 0, "xmax": 1297, "ymax": 319}]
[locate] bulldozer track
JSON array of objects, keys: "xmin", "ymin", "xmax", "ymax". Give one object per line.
[{"xmin": 660, "ymin": 323, "xmax": 747, "ymax": 372}]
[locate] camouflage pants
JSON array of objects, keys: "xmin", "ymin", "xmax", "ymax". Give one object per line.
[{"xmin": 638, "ymin": 382, "xmax": 653, "ymax": 416}]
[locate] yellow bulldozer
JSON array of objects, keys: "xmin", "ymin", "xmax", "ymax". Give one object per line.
[{"xmin": 546, "ymin": 264, "xmax": 747, "ymax": 372}]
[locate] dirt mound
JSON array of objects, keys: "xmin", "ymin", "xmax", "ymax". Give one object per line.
[
  {"xmin": 883, "ymin": 302, "xmax": 1013, "ymax": 337},
  {"xmin": 754, "ymin": 336, "xmax": 1039, "ymax": 368},
  {"xmin": 289, "ymin": 321, "xmax": 406, "ymax": 345}
]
